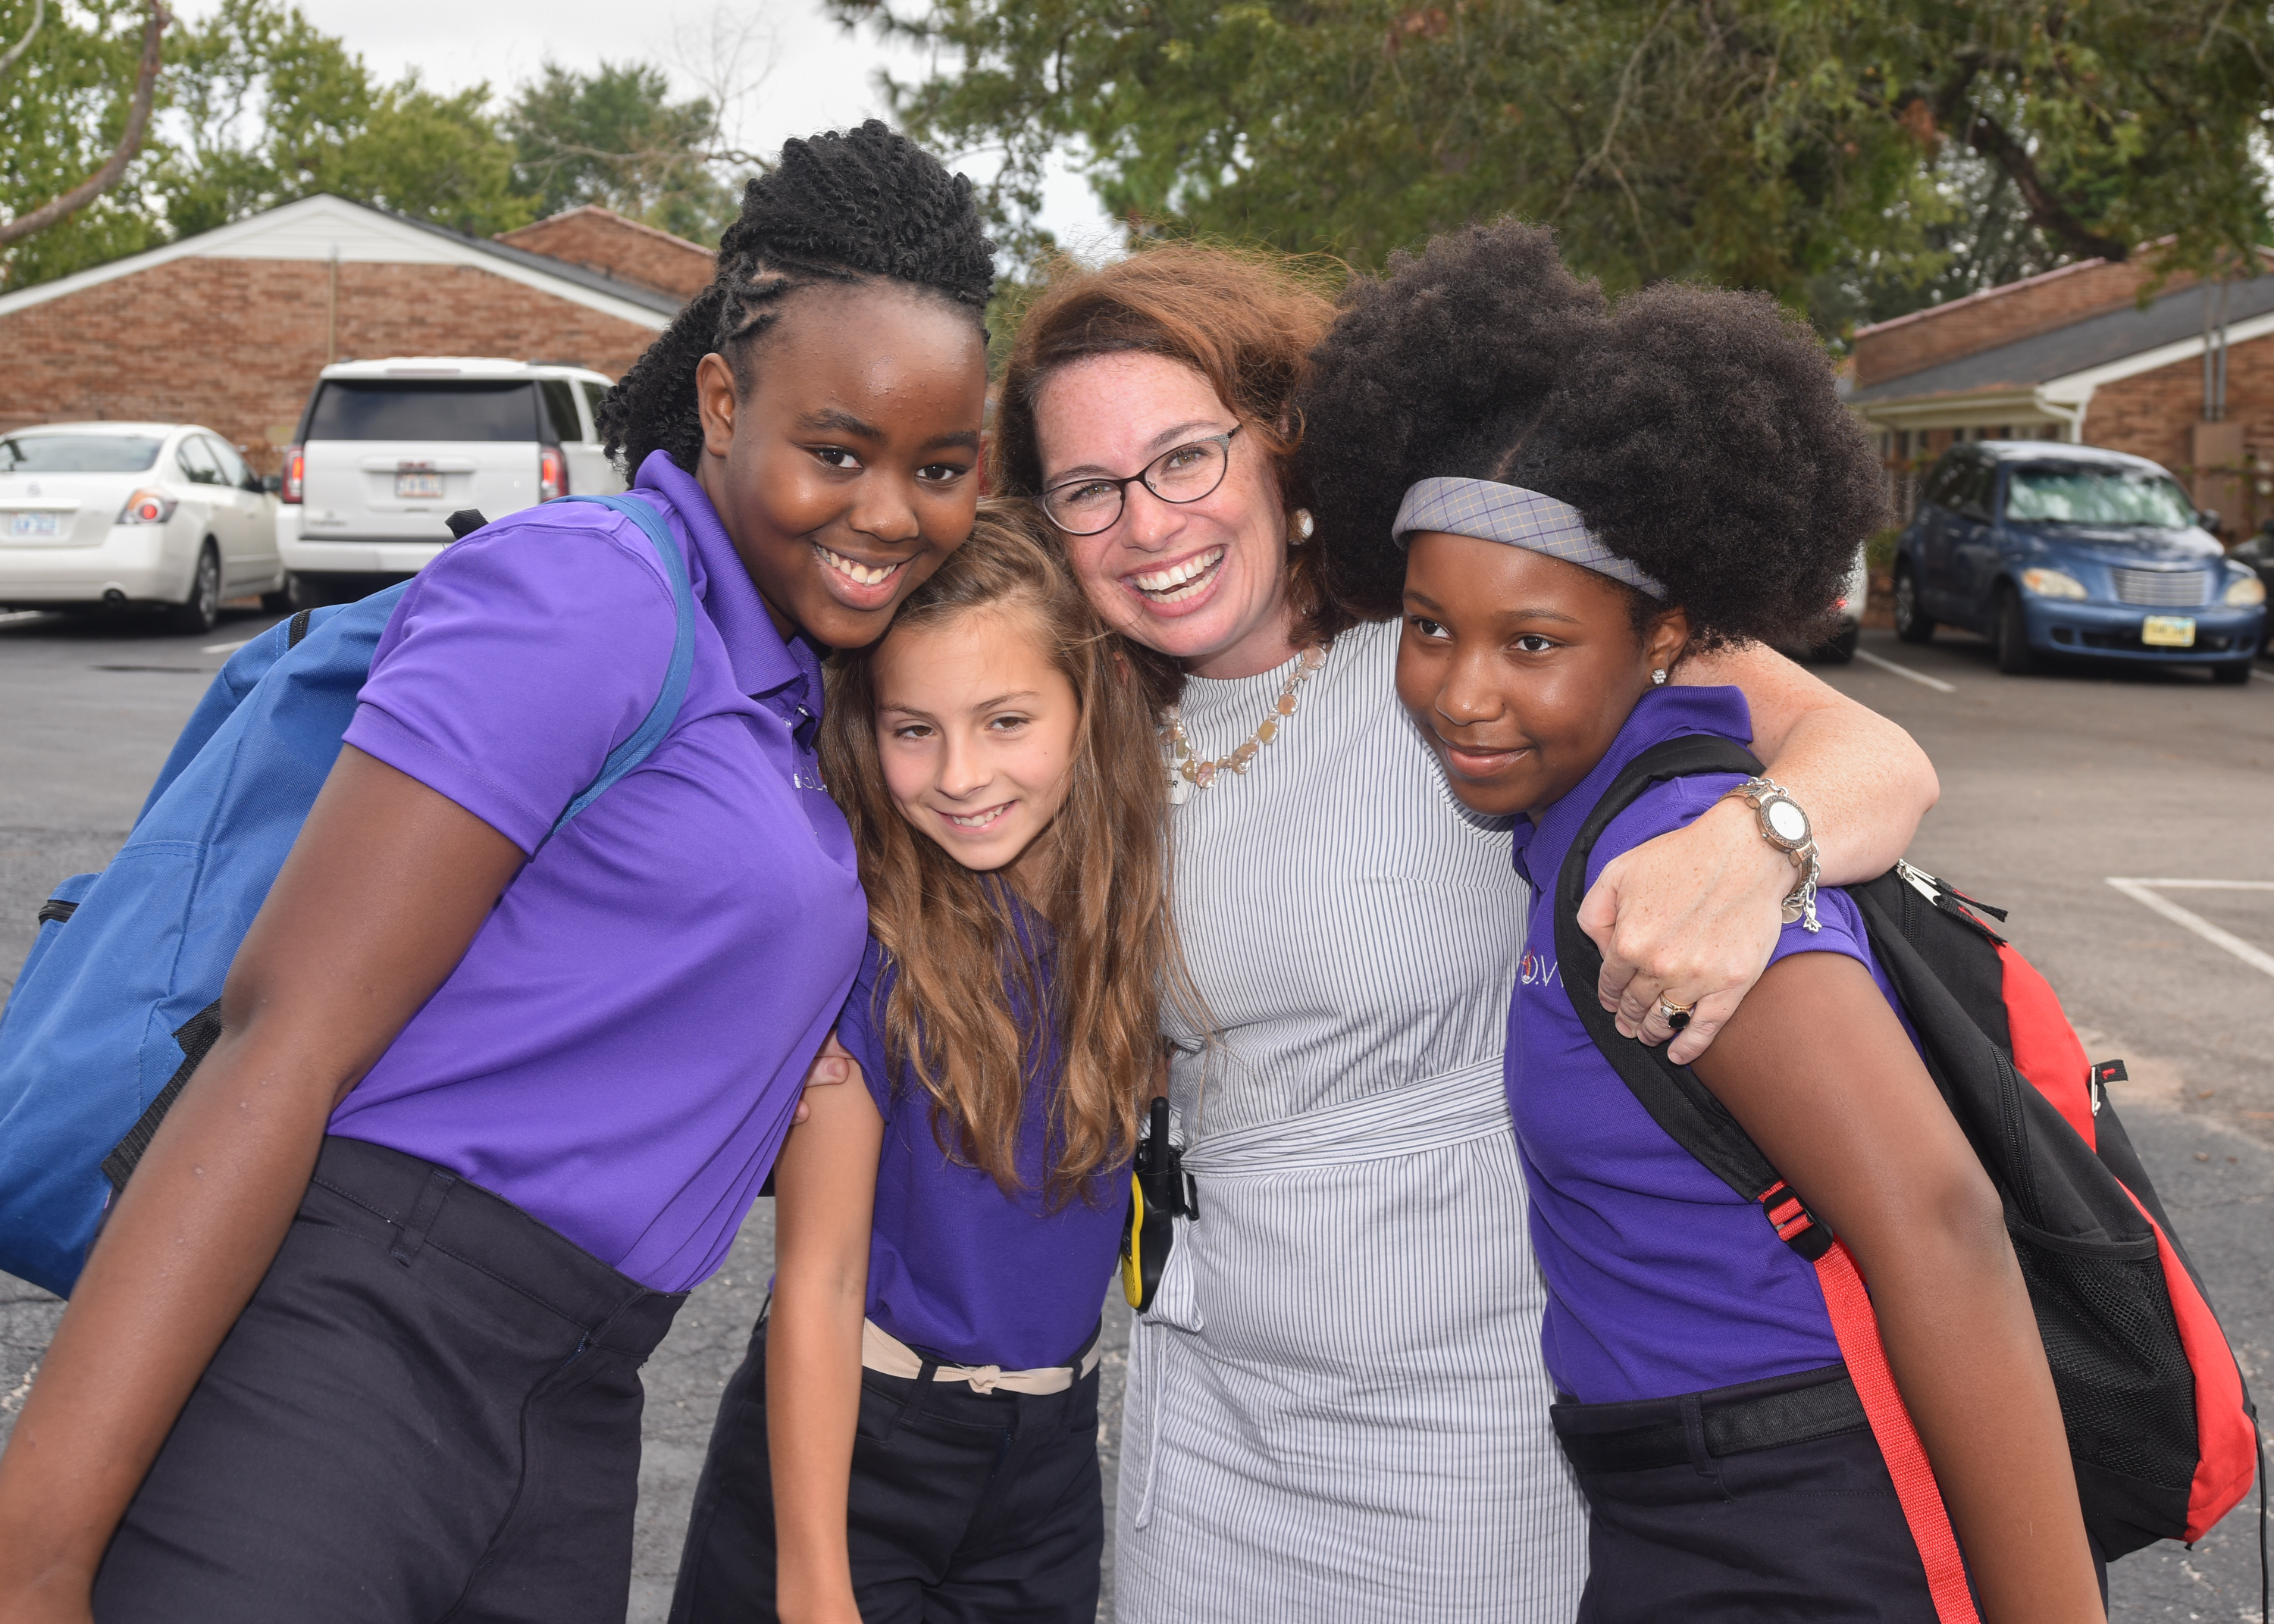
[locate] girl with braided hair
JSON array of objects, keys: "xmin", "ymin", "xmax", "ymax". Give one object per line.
[{"xmin": 0, "ymin": 120, "xmax": 991, "ymax": 1624}]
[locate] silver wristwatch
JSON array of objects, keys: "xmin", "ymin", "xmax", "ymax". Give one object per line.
[{"xmin": 1727, "ymin": 776, "xmax": 1821, "ymax": 932}]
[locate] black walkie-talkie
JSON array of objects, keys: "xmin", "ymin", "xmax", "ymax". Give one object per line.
[{"xmin": 1120, "ymin": 1096, "xmax": 1198, "ymax": 1311}]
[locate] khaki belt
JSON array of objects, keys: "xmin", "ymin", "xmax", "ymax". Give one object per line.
[{"xmin": 860, "ymin": 1317, "xmax": 1101, "ymax": 1396}]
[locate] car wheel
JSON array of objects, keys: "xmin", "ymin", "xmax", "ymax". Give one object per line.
[
  {"xmin": 1893, "ymin": 565, "xmax": 1934, "ymax": 644},
  {"xmin": 1993, "ymin": 587, "xmax": 2035, "ymax": 675},
  {"xmin": 1813, "ymin": 625, "xmax": 1859, "ymax": 665},
  {"xmin": 165, "ymin": 543, "xmax": 222, "ymax": 637},
  {"xmin": 2210, "ymin": 660, "xmax": 2253, "ymax": 686}
]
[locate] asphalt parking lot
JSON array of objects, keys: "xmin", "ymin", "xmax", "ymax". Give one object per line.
[
  {"xmin": 0, "ymin": 603, "xmax": 2265, "ymax": 1619},
  {"xmin": 1823, "ymin": 626, "xmax": 2272, "ymax": 1620}
]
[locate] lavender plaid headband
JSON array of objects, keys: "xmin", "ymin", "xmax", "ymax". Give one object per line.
[{"xmin": 1392, "ymin": 477, "xmax": 1665, "ymax": 599}]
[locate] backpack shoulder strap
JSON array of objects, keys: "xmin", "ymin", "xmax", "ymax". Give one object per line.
[
  {"xmin": 546, "ymin": 492, "xmax": 699, "ymax": 837},
  {"xmin": 1548, "ymin": 734, "xmax": 1785, "ymax": 1206},
  {"xmin": 1545, "ymin": 731, "xmax": 1979, "ymax": 1624}
]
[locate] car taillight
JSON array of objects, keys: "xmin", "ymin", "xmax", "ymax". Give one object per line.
[
  {"xmin": 281, "ymin": 446, "xmax": 304, "ymax": 504},
  {"xmin": 539, "ymin": 446, "xmax": 566, "ymax": 502},
  {"xmin": 117, "ymin": 490, "xmax": 177, "ymax": 525}
]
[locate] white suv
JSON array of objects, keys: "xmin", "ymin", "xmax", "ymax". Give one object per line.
[{"xmin": 279, "ymin": 358, "xmax": 625, "ymax": 605}]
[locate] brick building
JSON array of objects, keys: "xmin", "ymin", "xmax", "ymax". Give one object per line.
[
  {"xmin": 0, "ymin": 195, "xmax": 707, "ymax": 473},
  {"xmin": 493, "ymin": 206, "xmax": 715, "ymax": 302},
  {"xmin": 1847, "ymin": 250, "xmax": 2274, "ymax": 537}
]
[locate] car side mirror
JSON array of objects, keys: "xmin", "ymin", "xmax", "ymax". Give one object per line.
[
  {"xmin": 2196, "ymin": 509, "xmax": 2219, "ymax": 533},
  {"xmin": 259, "ymin": 474, "xmax": 282, "ymax": 494}
]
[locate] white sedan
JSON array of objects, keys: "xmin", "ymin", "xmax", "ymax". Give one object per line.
[{"xmin": 0, "ymin": 422, "xmax": 286, "ymax": 635}]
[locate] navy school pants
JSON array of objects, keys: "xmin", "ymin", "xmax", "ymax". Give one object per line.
[
  {"xmin": 91, "ymin": 1135, "xmax": 683, "ymax": 1624},
  {"xmin": 1554, "ymin": 1363, "xmax": 2106, "ymax": 1622},
  {"xmin": 670, "ymin": 1313, "xmax": 1104, "ymax": 1624}
]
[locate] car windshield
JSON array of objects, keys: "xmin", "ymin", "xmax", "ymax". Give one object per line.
[
  {"xmin": 0, "ymin": 433, "xmax": 163, "ymax": 473},
  {"xmin": 305, "ymin": 380, "xmax": 540, "ymax": 442},
  {"xmin": 2005, "ymin": 465, "xmax": 2197, "ymax": 528}
]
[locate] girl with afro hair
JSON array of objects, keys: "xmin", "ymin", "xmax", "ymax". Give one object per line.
[
  {"xmin": 1301, "ymin": 223, "xmax": 2101, "ymax": 1622},
  {"xmin": 0, "ymin": 120, "xmax": 991, "ymax": 1624}
]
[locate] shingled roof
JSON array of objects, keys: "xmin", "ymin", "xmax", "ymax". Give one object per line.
[{"xmin": 1850, "ymin": 276, "xmax": 2274, "ymax": 408}]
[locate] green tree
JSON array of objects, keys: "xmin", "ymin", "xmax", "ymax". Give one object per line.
[
  {"xmin": 342, "ymin": 75, "xmax": 534, "ymax": 236},
  {"xmin": 1889, "ymin": 0, "xmax": 2272, "ymax": 274},
  {"xmin": 506, "ymin": 61, "xmax": 739, "ymax": 245},
  {"xmin": 161, "ymin": 0, "xmax": 531, "ymax": 239},
  {"xmin": 0, "ymin": 0, "xmax": 171, "ymax": 290},
  {"xmin": 1808, "ymin": 150, "xmax": 2068, "ymax": 339},
  {"xmin": 3, "ymin": 0, "xmax": 532, "ymax": 291},
  {"xmin": 836, "ymin": 0, "xmax": 2273, "ymax": 333}
]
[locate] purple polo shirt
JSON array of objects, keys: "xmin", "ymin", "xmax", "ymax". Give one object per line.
[
  {"xmin": 836, "ymin": 931, "xmax": 1126, "ymax": 1369},
  {"xmin": 1506, "ymin": 685, "xmax": 1914, "ymax": 1403},
  {"xmin": 330, "ymin": 451, "xmax": 867, "ymax": 1294}
]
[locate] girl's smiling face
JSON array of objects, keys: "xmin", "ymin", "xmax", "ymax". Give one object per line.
[
  {"xmin": 870, "ymin": 605, "xmax": 1083, "ymax": 892},
  {"xmin": 1395, "ymin": 530, "xmax": 1690, "ymax": 818},
  {"xmin": 696, "ymin": 281, "xmax": 989, "ymax": 650}
]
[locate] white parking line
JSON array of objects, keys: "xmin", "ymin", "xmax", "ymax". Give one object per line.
[
  {"xmin": 1853, "ymin": 649, "xmax": 1956, "ymax": 693},
  {"xmin": 200, "ymin": 639, "xmax": 251, "ymax": 654},
  {"xmin": 2106, "ymin": 878, "xmax": 2274, "ymax": 980}
]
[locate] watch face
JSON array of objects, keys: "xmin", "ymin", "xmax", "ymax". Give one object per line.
[{"xmin": 1766, "ymin": 797, "xmax": 1809, "ymax": 844}]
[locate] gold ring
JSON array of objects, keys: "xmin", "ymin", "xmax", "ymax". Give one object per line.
[{"xmin": 1655, "ymin": 997, "xmax": 1696, "ymax": 1032}]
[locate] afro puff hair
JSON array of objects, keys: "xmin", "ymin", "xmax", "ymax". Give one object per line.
[
  {"xmin": 601, "ymin": 120, "xmax": 994, "ymax": 476},
  {"xmin": 1296, "ymin": 221, "xmax": 1887, "ymax": 654},
  {"xmin": 1295, "ymin": 221, "xmax": 1607, "ymax": 620}
]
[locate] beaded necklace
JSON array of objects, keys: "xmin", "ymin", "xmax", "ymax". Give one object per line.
[{"xmin": 1165, "ymin": 645, "xmax": 1326, "ymax": 796}]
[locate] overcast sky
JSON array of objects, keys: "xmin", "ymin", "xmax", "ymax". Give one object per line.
[{"xmin": 173, "ymin": 0, "xmax": 1119, "ymax": 251}]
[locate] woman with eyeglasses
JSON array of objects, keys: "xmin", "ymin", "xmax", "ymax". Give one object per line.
[{"xmin": 981, "ymin": 245, "xmax": 1943, "ymax": 1623}]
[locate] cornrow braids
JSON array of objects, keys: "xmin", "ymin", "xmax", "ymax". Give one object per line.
[{"xmin": 600, "ymin": 120, "xmax": 995, "ymax": 475}]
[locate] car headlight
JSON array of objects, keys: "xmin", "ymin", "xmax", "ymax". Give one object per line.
[
  {"xmin": 117, "ymin": 490, "xmax": 179, "ymax": 525},
  {"xmin": 2019, "ymin": 567, "xmax": 2088, "ymax": 599},
  {"xmin": 2224, "ymin": 573, "xmax": 2267, "ymax": 607}
]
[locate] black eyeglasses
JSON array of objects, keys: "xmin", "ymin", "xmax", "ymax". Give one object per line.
[{"xmin": 1040, "ymin": 427, "xmax": 1241, "ymax": 537}]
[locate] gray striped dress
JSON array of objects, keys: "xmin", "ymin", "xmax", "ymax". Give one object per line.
[{"xmin": 1115, "ymin": 618, "xmax": 1590, "ymax": 1622}]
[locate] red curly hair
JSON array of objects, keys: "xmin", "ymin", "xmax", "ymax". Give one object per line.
[{"xmin": 991, "ymin": 245, "xmax": 1352, "ymax": 707}]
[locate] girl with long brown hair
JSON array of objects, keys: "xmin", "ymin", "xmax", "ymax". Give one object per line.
[{"xmin": 671, "ymin": 501, "xmax": 1182, "ymax": 1624}]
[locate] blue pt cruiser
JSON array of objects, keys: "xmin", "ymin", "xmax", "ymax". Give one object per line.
[{"xmin": 1893, "ymin": 441, "xmax": 2266, "ymax": 683}]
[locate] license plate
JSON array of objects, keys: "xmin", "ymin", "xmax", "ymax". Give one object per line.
[
  {"xmin": 395, "ymin": 471, "xmax": 443, "ymax": 500},
  {"xmin": 2141, "ymin": 615, "xmax": 2196, "ymax": 648},
  {"xmin": 7, "ymin": 512, "xmax": 58, "ymax": 538}
]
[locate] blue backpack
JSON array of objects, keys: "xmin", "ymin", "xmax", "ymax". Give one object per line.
[{"xmin": 0, "ymin": 494, "xmax": 695, "ymax": 1297}]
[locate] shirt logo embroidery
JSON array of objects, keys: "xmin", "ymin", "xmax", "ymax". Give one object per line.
[
  {"xmin": 1520, "ymin": 950, "xmax": 1561, "ymax": 988},
  {"xmin": 791, "ymin": 768, "xmax": 828, "ymax": 791}
]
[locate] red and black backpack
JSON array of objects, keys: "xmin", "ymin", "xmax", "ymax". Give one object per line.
[{"xmin": 1552, "ymin": 735, "xmax": 2261, "ymax": 1621}]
